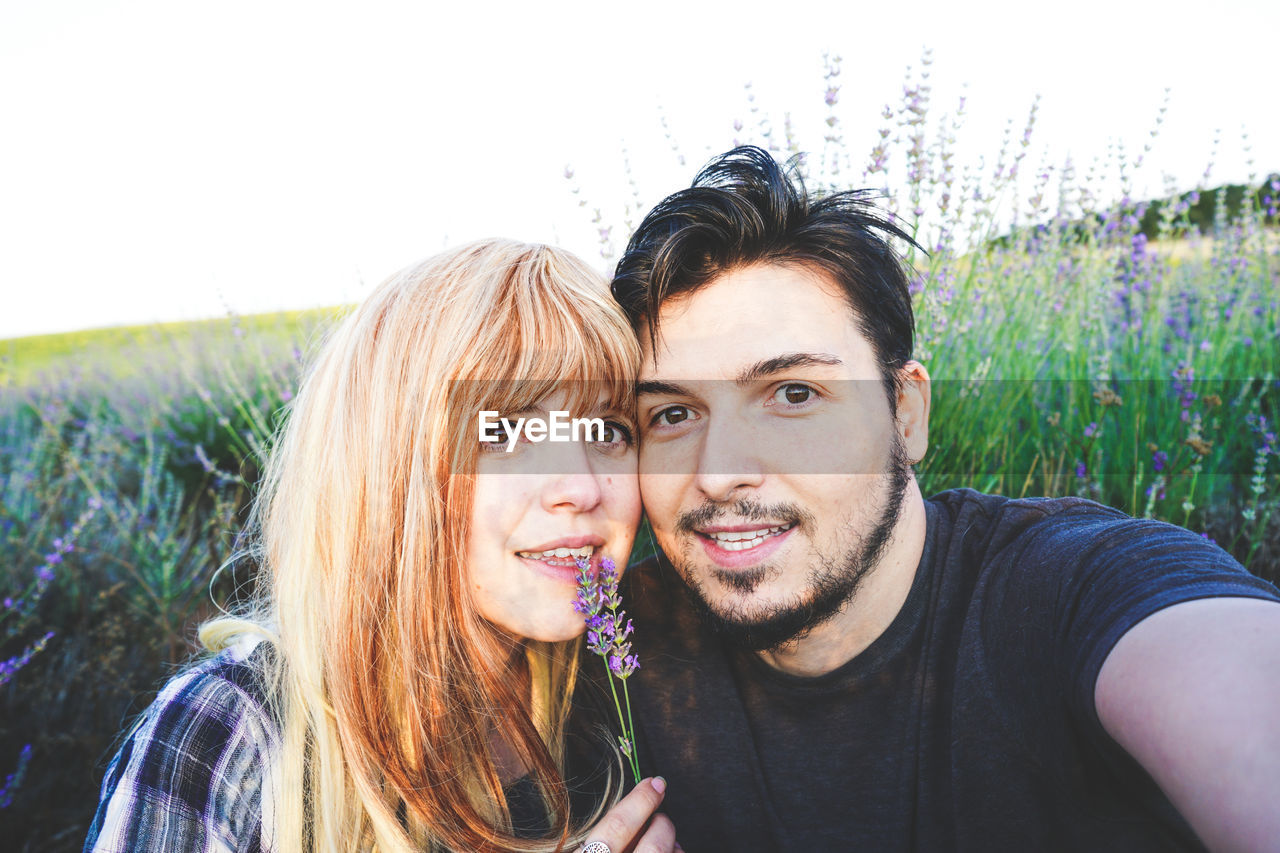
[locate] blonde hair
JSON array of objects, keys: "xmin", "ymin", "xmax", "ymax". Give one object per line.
[{"xmin": 201, "ymin": 239, "xmax": 640, "ymax": 851}]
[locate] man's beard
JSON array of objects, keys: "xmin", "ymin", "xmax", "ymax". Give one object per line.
[{"xmin": 668, "ymin": 434, "xmax": 913, "ymax": 653}]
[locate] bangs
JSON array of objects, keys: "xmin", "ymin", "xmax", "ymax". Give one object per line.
[{"xmin": 460, "ymin": 245, "xmax": 639, "ymax": 420}]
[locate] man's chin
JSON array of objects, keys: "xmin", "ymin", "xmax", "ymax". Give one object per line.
[
  {"xmin": 680, "ymin": 580, "xmax": 840, "ymax": 653},
  {"xmin": 709, "ymin": 563, "xmax": 774, "ymax": 594}
]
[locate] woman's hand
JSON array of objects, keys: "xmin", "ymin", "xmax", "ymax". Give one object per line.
[{"xmin": 580, "ymin": 776, "xmax": 680, "ymax": 853}]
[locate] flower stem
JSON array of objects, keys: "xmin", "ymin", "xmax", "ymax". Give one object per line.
[
  {"xmin": 601, "ymin": 666, "xmax": 637, "ymax": 778},
  {"xmin": 622, "ymin": 677, "xmax": 640, "ymax": 781},
  {"xmin": 604, "ymin": 670, "xmax": 640, "ymax": 783}
]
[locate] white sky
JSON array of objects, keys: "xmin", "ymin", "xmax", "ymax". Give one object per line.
[{"xmin": 1, "ymin": 0, "xmax": 1275, "ymax": 340}]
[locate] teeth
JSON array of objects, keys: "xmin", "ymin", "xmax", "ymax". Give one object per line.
[
  {"xmin": 705, "ymin": 524, "xmax": 792, "ymax": 551},
  {"xmin": 706, "ymin": 525, "xmax": 787, "ymax": 542},
  {"xmin": 516, "ymin": 545, "xmax": 596, "ymax": 560}
]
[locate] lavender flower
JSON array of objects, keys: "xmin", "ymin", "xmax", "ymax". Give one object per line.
[
  {"xmin": 0, "ymin": 633, "xmax": 54, "ymax": 690},
  {"xmin": 575, "ymin": 557, "xmax": 641, "ymax": 782},
  {"xmin": 0, "ymin": 744, "xmax": 32, "ymax": 809}
]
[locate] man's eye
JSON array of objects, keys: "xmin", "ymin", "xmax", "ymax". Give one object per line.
[
  {"xmin": 774, "ymin": 384, "xmax": 814, "ymax": 405},
  {"xmin": 652, "ymin": 406, "xmax": 691, "ymax": 427}
]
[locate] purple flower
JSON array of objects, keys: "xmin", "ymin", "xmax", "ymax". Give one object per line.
[
  {"xmin": 609, "ymin": 653, "xmax": 640, "ymax": 678},
  {"xmin": 0, "ymin": 743, "xmax": 34, "ymax": 808},
  {"xmin": 1084, "ymin": 422, "xmax": 1098, "ymax": 438},
  {"xmin": 1152, "ymin": 451, "xmax": 1168, "ymax": 472},
  {"xmin": 576, "ymin": 557, "xmax": 642, "ymax": 782},
  {"xmin": 1075, "ymin": 462, "xmax": 1087, "ymax": 479}
]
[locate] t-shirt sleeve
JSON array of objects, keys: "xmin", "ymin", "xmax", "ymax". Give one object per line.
[
  {"xmin": 1001, "ymin": 505, "xmax": 1280, "ymax": 739},
  {"xmin": 83, "ymin": 656, "xmax": 274, "ymax": 853},
  {"xmin": 1051, "ymin": 510, "xmax": 1280, "ymax": 733}
]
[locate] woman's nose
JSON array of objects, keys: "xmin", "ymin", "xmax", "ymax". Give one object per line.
[{"xmin": 540, "ymin": 443, "xmax": 604, "ymax": 512}]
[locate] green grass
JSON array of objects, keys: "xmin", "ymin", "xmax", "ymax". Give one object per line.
[{"xmin": 1, "ymin": 307, "xmax": 344, "ymax": 388}]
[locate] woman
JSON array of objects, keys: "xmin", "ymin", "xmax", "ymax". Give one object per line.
[{"xmin": 85, "ymin": 240, "xmax": 674, "ymax": 852}]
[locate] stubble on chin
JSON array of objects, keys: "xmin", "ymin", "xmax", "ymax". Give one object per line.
[
  {"xmin": 709, "ymin": 561, "xmax": 779, "ymax": 593},
  {"xmin": 676, "ymin": 539, "xmax": 860, "ymax": 653},
  {"xmin": 666, "ymin": 438, "xmax": 912, "ymax": 652}
]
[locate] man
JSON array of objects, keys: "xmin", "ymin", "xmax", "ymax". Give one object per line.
[{"xmin": 608, "ymin": 146, "xmax": 1280, "ymax": 851}]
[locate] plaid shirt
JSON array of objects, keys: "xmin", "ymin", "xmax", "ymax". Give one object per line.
[
  {"xmin": 84, "ymin": 640, "xmax": 279, "ymax": 853},
  {"xmin": 84, "ymin": 642, "xmax": 609, "ymax": 851}
]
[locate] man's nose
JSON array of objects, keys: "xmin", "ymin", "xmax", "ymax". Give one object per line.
[{"xmin": 693, "ymin": 418, "xmax": 765, "ymax": 501}]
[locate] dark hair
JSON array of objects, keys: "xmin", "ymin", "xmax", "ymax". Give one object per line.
[{"xmin": 612, "ymin": 145, "xmax": 920, "ymax": 402}]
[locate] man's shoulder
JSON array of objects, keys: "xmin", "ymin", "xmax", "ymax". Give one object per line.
[
  {"xmin": 926, "ymin": 487, "xmax": 1187, "ymax": 565},
  {"xmin": 922, "ymin": 487, "xmax": 1275, "ymax": 625},
  {"xmin": 928, "ymin": 489, "xmax": 1278, "ymax": 692},
  {"xmin": 927, "ymin": 487, "xmax": 1127, "ymax": 532}
]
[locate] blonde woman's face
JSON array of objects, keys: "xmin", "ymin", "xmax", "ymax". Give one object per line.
[{"xmin": 467, "ymin": 391, "xmax": 641, "ymax": 642}]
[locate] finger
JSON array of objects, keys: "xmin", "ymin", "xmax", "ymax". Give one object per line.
[
  {"xmin": 583, "ymin": 777, "xmax": 667, "ymax": 849},
  {"xmin": 630, "ymin": 812, "xmax": 676, "ymax": 853}
]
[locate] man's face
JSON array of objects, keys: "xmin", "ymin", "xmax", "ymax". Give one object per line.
[{"xmin": 637, "ymin": 263, "xmax": 928, "ymax": 650}]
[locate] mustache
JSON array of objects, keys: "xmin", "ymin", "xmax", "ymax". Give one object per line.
[{"xmin": 675, "ymin": 498, "xmax": 815, "ymax": 535}]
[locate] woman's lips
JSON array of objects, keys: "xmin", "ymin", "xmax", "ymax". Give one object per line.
[{"xmin": 515, "ymin": 543, "xmax": 600, "ymax": 583}]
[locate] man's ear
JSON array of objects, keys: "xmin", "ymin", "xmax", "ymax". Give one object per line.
[{"xmin": 896, "ymin": 360, "xmax": 931, "ymax": 465}]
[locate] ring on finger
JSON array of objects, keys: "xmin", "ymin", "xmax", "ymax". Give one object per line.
[{"xmin": 580, "ymin": 842, "xmax": 612, "ymax": 853}]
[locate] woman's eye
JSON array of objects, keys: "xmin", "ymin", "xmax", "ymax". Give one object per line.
[
  {"xmin": 479, "ymin": 422, "xmax": 513, "ymax": 452},
  {"xmin": 774, "ymin": 384, "xmax": 815, "ymax": 405},
  {"xmin": 595, "ymin": 420, "xmax": 633, "ymax": 449}
]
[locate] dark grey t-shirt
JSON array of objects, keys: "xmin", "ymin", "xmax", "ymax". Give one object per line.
[{"xmin": 619, "ymin": 489, "xmax": 1280, "ymax": 852}]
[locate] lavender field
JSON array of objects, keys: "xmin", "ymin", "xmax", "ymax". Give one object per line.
[{"xmin": 2, "ymin": 60, "xmax": 1277, "ymax": 849}]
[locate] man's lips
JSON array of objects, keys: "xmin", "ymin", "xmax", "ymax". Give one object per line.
[
  {"xmin": 697, "ymin": 521, "xmax": 796, "ymax": 538},
  {"xmin": 694, "ymin": 521, "xmax": 797, "ymax": 568}
]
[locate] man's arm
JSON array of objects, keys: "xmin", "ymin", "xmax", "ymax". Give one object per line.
[{"xmin": 1095, "ymin": 596, "xmax": 1280, "ymax": 852}]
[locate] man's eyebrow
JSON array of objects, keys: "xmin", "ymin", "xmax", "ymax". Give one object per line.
[
  {"xmin": 635, "ymin": 380, "xmax": 692, "ymax": 398},
  {"xmin": 735, "ymin": 352, "xmax": 843, "ymax": 384}
]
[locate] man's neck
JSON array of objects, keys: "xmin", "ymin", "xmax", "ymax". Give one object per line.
[{"xmin": 756, "ymin": 480, "xmax": 928, "ymax": 678}]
